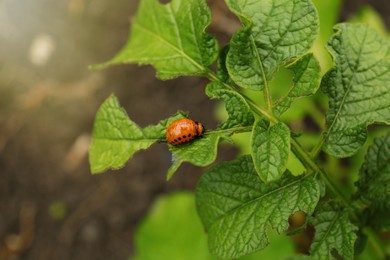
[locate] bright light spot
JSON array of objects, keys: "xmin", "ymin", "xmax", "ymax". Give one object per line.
[{"xmin": 28, "ymin": 33, "xmax": 55, "ymax": 66}]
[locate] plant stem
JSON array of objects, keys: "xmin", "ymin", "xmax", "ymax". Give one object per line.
[
  {"xmin": 205, "ymin": 126, "xmax": 252, "ymax": 135},
  {"xmin": 310, "ymin": 133, "xmax": 326, "ymax": 158},
  {"xmin": 248, "ymin": 35, "xmax": 273, "ymax": 112},
  {"xmin": 206, "ymin": 70, "xmax": 276, "ymax": 124},
  {"xmin": 290, "ymin": 138, "xmax": 349, "ymax": 204}
]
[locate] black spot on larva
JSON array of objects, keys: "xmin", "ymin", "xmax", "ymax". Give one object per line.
[
  {"xmin": 188, "ymin": 133, "xmax": 191, "ymax": 137},
  {"xmin": 178, "ymin": 137, "xmax": 182, "ymax": 140},
  {"xmin": 182, "ymin": 135, "xmax": 186, "ymax": 138},
  {"xmin": 174, "ymin": 139, "xmax": 178, "ymax": 142}
]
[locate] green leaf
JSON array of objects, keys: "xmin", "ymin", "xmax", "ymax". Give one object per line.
[
  {"xmin": 206, "ymin": 82, "xmax": 254, "ymax": 129},
  {"xmin": 310, "ymin": 205, "xmax": 358, "ymax": 259},
  {"xmin": 134, "ymin": 192, "xmax": 214, "ymax": 260},
  {"xmin": 225, "ymin": 0, "xmax": 319, "ymax": 90},
  {"xmin": 196, "ymin": 155, "xmax": 320, "ymax": 259},
  {"xmin": 167, "ymin": 134, "xmax": 221, "ymax": 180},
  {"xmin": 251, "ymin": 120, "xmax": 291, "ymax": 183},
  {"xmin": 89, "ymin": 95, "xmax": 185, "ymax": 174},
  {"xmin": 355, "ymin": 133, "xmax": 390, "ymax": 231},
  {"xmin": 93, "ymin": 0, "xmax": 218, "ymax": 79},
  {"xmin": 274, "ymin": 53, "xmax": 321, "ymax": 116},
  {"xmin": 321, "ymin": 24, "xmax": 390, "ymax": 157}
]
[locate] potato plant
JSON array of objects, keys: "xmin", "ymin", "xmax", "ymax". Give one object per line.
[{"xmin": 88, "ymin": 0, "xmax": 390, "ymax": 258}]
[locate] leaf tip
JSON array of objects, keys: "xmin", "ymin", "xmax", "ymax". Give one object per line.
[{"xmin": 166, "ymin": 159, "xmax": 182, "ymax": 180}]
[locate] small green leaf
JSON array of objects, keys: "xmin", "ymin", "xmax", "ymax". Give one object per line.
[
  {"xmin": 89, "ymin": 95, "xmax": 185, "ymax": 174},
  {"xmin": 225, "ymin": 0, "xmax": 319, "ymax": 90},
  {"xmin": 274, "ymin": 53, "xmax": 321, "ymax": 116},
  {"xmin": 196, "ymin": 155, "xmax": 320, "ymax": 259},
  {"xmin": 251, "ymin": 120, "xmax": 291, "ymax": 183},
  {"xmin": 355, "ymin": 133, "xmax": 390, "ymax": 231},
  {"xmin": 310, "ymin": 205, "xmax": 358, "ymax": 259},
  {"xmin": 93, "ymin": 0, "xmax": 218, "ymax": 79},
  {"xmin": 134, "ymin": 192, "xmax": 214, "ymax": 260},
  {"xmin": 321, "ymin": 24, "xmax": 390, "ymax": 157},
  {"xmin": 167, "ymin": 134, "xmax": 221, "ymax": 180},
  {"xmin": 206, "ymin": 82, "xmax": 254, "ymax": 129}
]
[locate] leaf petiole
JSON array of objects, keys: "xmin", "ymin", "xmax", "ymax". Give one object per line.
[{"xmin": 204, "ymin": 126, "xmax": 253, "ymax": 136}]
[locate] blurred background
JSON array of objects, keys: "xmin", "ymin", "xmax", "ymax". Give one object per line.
[{"xmin": 0, "ymin": 0, "xmax": 389, "ymax": 259}]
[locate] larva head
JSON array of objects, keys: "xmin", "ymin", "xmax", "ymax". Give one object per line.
[{"xmin": 195, "ymin": 122, "xmax": 204, "ymax": 137}]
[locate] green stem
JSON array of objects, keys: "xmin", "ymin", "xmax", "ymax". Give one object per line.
[
  {"xmin": 248, "ymin": 35, "xmax": 272, "ymax": 112},
  {"xmin": 205, "ymin": 125, "xmax": 252, "ymax": 135},
  {"xmin": 310, "ymin": 133, "xmax": 326, "ymax": 158},
  {"xmin": 262, "ymin": 76, "xmax": 272, "ymax": 112},
  {"xmin": 290, "ymin": 138, "xmax": 349, "ymax": 205},
  {"xmin": 206, "ymin": 70, "xmax": 276, "ymax": 123}
]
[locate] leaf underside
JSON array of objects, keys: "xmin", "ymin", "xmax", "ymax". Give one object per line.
[{"xmin": 166, "ymin": 134, "xmax": 221, "ymax": 180}]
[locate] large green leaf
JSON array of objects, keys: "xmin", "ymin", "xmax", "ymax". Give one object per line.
[
  {"xmin": 274, "ymin": 53, "xmax": 321, "ymax": 116},
  {"xmin": 89, "ymin": 95, "xmax": 185, "ymax": 174},
  {"xmin": 206, "ymin": 82, "xmax": 254, "ymax": 129},
  {"xmin": 321, "ymin": 24, "xmax": 390, "ymax": 157},
  {"xmin": 225, "ymin": 0, "xmax": 318, "ymax": 90},
  {"xmin": 355, "ymin": 133, "xmax": 390, "ymax": 231},
  {"xmin": 251, "ymin": 120, "xmax": 290, "ymax": 183},
  {"xmin": 196, "ymin": 155, "xmax": 320, "ymax": 259},
  {"xmin": 310, "ymin": 205, "xmax": 358, "ymax": 259},
  {"xmin": 93, "ymin": 0, "xmax": 218, "ymax": 79}
]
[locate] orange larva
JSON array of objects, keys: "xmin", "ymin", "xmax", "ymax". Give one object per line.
[{"xmin": 166, "ymin": 118, "xmax": 204, "ymax": 145}]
